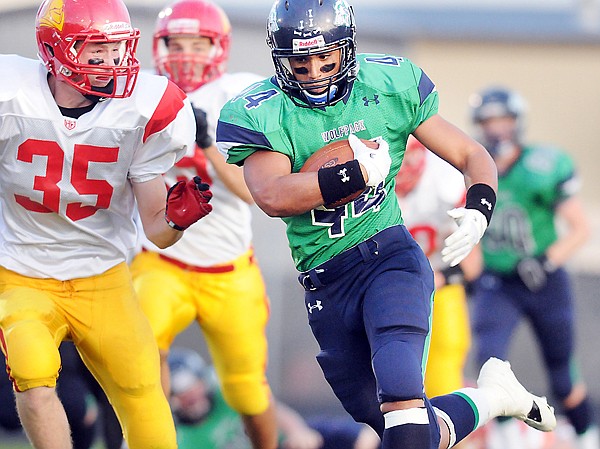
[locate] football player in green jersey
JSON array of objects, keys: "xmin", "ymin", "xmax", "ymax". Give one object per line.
[
  {"xmin": 216, "ymin": 2, "xmax": 557, "ymax": 449},
  {"xmin": 469, "ymin": 86, "xmax": 597, "ymax": 449}
]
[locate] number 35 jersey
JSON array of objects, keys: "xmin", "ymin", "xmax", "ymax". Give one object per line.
[{"xmin": 0, "ymin": 55, "xmax": 195, "ymax": 280}]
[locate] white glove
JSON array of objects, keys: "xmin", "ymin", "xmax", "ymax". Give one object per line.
[
  {"xmin": 442, "ymin": 208, "xmax": 488, "ymax": 267},
  {"xmin": 349, "ymin": 134, "xmax": 391, "ymax": 187}
]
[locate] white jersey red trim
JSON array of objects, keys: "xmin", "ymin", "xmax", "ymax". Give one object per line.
[
  {"xmin": 397, "ymin": 151, "xmax": 466, "ymax": 271},
  {"xmin": 0, "ymin": 55, "xmax": 195, "ymax": 280},
  {"xmin": 142, "ymin": 72, "xmax": 263, "ymax": 266}
]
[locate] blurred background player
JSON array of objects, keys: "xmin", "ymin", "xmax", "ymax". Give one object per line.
[
  {"xmin": 395, "ymin": 136, "xmax": 482, "ymax": 399},
  {"xmin": 130, "ymin": 1, "xmax": 277, "ymax": 448},
  {"xmin": 167, "ymin": 347, "xmax": 381, "ymax": 449},
  {"xmin": 468, "ymin": 86, "xmax": 597, "ymax": 449},
  {"xmin": 0, "ymin": 0, "xmax": 212, "ymax": 448}
]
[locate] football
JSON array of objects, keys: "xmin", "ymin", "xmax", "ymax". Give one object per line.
[{"xmin": 300, "ymin": 137, "xmax": 378, "ymax": 208}]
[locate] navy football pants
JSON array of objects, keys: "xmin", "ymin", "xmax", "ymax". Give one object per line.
[
  {"xmin": 472, "ymin": 268, "xmax": 576, "ymax": 400},
  {"xmin": 298, "ymin": 225, "xmax": 436, "ymax": 437}
]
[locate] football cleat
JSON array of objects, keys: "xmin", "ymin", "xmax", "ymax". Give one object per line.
[{"xmin": 477, "ymin": 357, "xmax": 557, "ymax": 432}]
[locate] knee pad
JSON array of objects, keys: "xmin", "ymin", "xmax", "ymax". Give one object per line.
[
  {"xmin": 220, "ymin": 374, "xmax": 270, "ymax": 415},
  {"xmin": 316, "ymin": 350, "xmax": 384, "ymax": 435},
  {"xmin": 0, "ymin": 290, "xmax": 62, "ymax": 391},
  {"xmin": 4, "ymin": 323, "xmax": 61, "ymax": 391},
  {"xmin": 373, "ymin": 340, "xmax": 425, "ymax": 403}
]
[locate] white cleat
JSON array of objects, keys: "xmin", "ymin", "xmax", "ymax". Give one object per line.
[{"xmin": 477, "ymin": 357, "xmax": 557, "ymax": 432}]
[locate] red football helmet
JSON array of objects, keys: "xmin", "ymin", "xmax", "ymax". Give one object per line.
[
  {"xmin": 153, "ymin": 0, "xmax": 231, "ymax": 93},
  {"xmin": 395, "ymin": 136, "xmax": 427, "ymax": 197},
  {"xmin": 35, "ymin": 0, "xmax": 140, "ymax": 98}
]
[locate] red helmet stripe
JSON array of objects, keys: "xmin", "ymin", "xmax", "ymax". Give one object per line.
[{"xmin": 143, "ymin": 80, "xmax": 187, "ymax": 143}]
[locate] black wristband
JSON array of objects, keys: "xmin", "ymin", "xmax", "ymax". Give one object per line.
[
  {"xmin": 465, "ymin": 183, "xmax": 496, "ymax": 225},
  {"xmin": 317, "ymin": 160, "xmax": 366, "ymax": 207}
]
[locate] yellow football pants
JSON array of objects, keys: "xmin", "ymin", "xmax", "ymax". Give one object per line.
[
  {"xmin": 130, "ymin": 249, "xmax": 271, "ymax": 415},
  {"xmin": 0, "ymin": 263, "xmax": 176, "ymax": 449},
  {"xmin": 424, "ymin": 283, "xmax": 472, "ymax": 397}
]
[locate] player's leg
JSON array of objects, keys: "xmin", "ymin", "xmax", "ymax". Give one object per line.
[
  {"xmin": 305, "ymin": 416, "xmax": 381, "ymax": 449},
  {"xmin": 364, "ymin": 261, "xmax": 438, "ymax": 449},
  {"xmin": 424, "ymin": 284, "xmax": 471, "ymax": 398},
  {"xmin": 71, "ymin": 263, "xmax": 177, "ymax": 449},
  {"xmin": 425, "ymin": 284, "xmax": 476, "ymax": 448},
  {"xmin": 56, "ymin": 342, "xmax": 97, "ymax": 449},
  {"xmin": 0, "ymin": 269, "xmax": 71, "ymax": 449},
  {"xmin": 529, "ymin": 268, "xmax": 599, "ymax": 449},
  {"xmin": 130, "ymin": 250, "xmax": 197, "ymax": 397},
  {"xmin": 471, "ymin": 273, "xmax": 522, "ymax": 366},
  {"xmin": 431, "ymin": 357, "xmax": 556, "ymax": 449},
  {"xmin": 198, "ymin": 251, "xmax": 278, "ymax": 449},
  {"xmin": 470, "ymin": 273, "xmax": 527, "ymax": 448},
  {"xmin": 298, "ymin": 225, "xmax": 441, "ymax": 448}
]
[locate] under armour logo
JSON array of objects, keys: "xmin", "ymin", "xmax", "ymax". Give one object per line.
[
  {"xmin": 363, "ymin": 95, "xmax": 379, "ymax": 106},
  {"xmin": 481, "ymin": 198, "xmax": 493, "ymax": 211},
  {"xmin": 337, "ymin": 168, "xmax": 350, "ymax": 183},
  {"xmin": 307, "ymin": 300, "xmax": 323, "ymax": 313}
]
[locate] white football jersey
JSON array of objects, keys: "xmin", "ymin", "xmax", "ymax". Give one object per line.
[
  {"xmin": 397, "ymin": 151, "xmax": 466, "ymax": 271},
  {"xmin": 143, "ymin": 72, "xmax": 263, "ymax": 266},
  {"xmin": 0, "ymin": 55, "xmax": 195, "ymax": 280}
]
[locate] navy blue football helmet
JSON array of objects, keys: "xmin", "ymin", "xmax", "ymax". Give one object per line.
[
  {"xmin": 470, "ymin": 86, "xmax": 527, "ymax": 156},
  {"xmin": 470, "ymin": 86, "xmax": 526, "ymax": 123},
  {"xmin": 266, "ymin": 0, "xmax": 357, "ymax": 107}
]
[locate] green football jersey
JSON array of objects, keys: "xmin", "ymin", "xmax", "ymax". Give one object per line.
[
  {"xmin": 481, "ymin": 144, "xmax": 578, "ymax": 273},
  {"xmin": 218, "ymin": 54, "xmax": 438, "ymax": 271},
  {"xmin": 176, "ymin": 390, "xmax": 249, "ymax": 449}
]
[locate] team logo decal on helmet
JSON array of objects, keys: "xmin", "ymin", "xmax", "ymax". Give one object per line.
[
  {"xmin": 333, "ymin": 0, "xmax": 353, "ymax": 27},
  {"xmin": 37, "ymin": 0, "xmax": 64, "ymax": 31}
]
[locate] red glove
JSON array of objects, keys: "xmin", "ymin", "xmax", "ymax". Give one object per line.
[{"xmin": 165, "ymin": 176, "xmax": 213, "ymax": 231}]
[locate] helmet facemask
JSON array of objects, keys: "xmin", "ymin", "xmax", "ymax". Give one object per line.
[
  {"xmin": 154, "ymin": 35, "xmax": 228, "ymax": 93},
  {"xmin": 271, "ymin": 39, "xmax": 357, "ymax": 107},
  {"xmin": 57, "ymin": 35, "xmax": 139, "ymax": 99}
]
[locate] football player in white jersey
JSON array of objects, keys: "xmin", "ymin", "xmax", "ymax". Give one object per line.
[
  {"xmin": 129, "ymin": 1, "xmax": 278, "ymax": 448},
  {"xmin": 0, "ymin": 1, "xmax": 213, "ymax": 449},
  {"xmin": 395, "ymin": 136, "xmax": 482, "ymax": 419}
]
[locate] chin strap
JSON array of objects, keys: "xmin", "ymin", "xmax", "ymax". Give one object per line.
[
  {"xmin": 83, "ymin": 80, "xmax": 115, "ymax": 103},
  {"xmin": 303, "ymin": 84, "xmax": 338, "ymax": 105}
]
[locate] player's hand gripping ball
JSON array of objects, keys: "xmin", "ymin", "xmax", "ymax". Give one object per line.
[
  {"xmin": 348, "ymin": 134, "xmax": 391, "ymax": 187},
  {"xmin": 300, "ymin": 137, "xmax": 379, "ymax": 208}
]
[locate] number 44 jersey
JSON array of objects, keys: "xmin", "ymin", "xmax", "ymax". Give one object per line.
[{"xmin": 0, "ymin": 54, "xmax": 196, "ymax": 280}]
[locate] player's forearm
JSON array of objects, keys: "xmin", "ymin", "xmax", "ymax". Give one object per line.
[
  {"xmin": 204, "ymin": 145, "xmax": 254, "ymax": 204},
  {"xmin": 143, "ymin": 213, "xmax": 184, "ymax": 248},
  {"xmin": 546, "ymin": 197, "xmax": 591, "ymax": 267},
  {"xmin": 462, "ymin": 147, "xmax": 498, "ymax": 191},
  {"xmin": 252, "ymin": 172, "xmax": 325, "ymax": 217},
  {"xmin": 132, "ymin": 176, "xmax": 184, "ymax": 248},
  {"xmin": 244, "ymin": 151, "xmax": 324, "ymax": 216}
]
